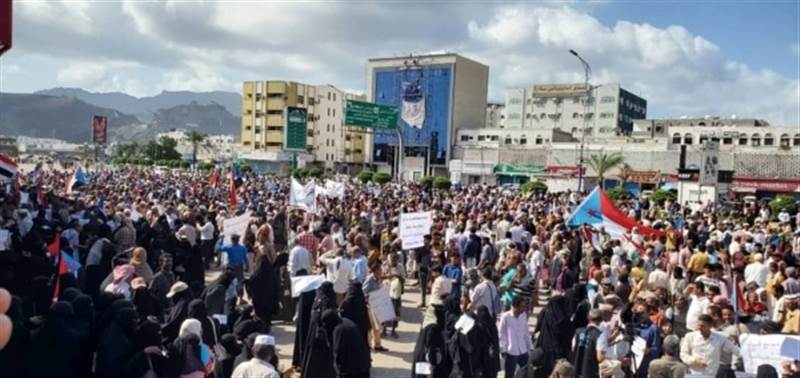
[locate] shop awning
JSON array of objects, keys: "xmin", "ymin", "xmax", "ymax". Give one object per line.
[{"xmin": 493, "ymin": 164, "xmax": 546, "ymax": 176}]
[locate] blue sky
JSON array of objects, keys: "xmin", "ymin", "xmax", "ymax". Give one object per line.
[{"xmin": 1, "ymin": 1, "xmax": 798, "ymax": 125}]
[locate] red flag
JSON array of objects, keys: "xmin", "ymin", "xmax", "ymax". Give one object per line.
[
  {"xmin": 209, "ymin": 168, "xmax": 218, "ymax": 189},
  {"xmin": 51, "ymin": 253, "xmax": 69, "ymax": 303},
  {"xmin": 228, "ymin": 172, "xmax": 237, "ymax": 208},
  {"xmin": 47, "ymin": 232, "xmax": 60, "ymax": 257}
]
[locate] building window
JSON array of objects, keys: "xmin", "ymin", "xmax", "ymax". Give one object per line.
[
  {"xmin": 327, "ymin": 108, "xmax": 330, "ymax": 116},
  {"xmin": 672, "ymin": 133, "xmax": 681, "ymax": 144},
  {"xmin": 478, "ymin": 135, "xmax": 486, "ymax": 142},
  {"xmin": 779, "ymin": 134, "xmax": 790, "ymax": 147},
  {"xmin": 684, "ymin": 133, "xmax": 693, "ymax": 145},
  {"xmin": 332, "ymin": 109, "xmax": 335, "ymax": 117},
  {"xmin": 461, "ymin": 135, "xmax": 470, "ymax": 142},
  {"xmin": 600, "ymin": 112, "xmax": 614, "ymax": 119},
  {"xmin": 572, "ymin": 112, "xmax": 580, "ymax": 119},
  {"xmin": 764, "ymin": 133, "xmax": 774, "ymax": 146},
  {"xmin": 526, "ymin": 113, "xmax": 532, "ymax": 119},
  {"xmin": 520, "ymin": 135, "xmax": 527, "ymax": 145},
  {"xmin": 333, "ymin": 93, "xmax": 336, "ymax": 101},
  {"xmin": 535, "ymin": 135, "xmax": 543, "ymax": 145},
  {"xmin": 505, "ymin": 135, "xmax": 512, "ymax": 145},
  {"xmin": 794, "ymin": 134, "xmax": 800, "ymax": 146},
  {"xmin": 331, "ymin": 140, "xmax": 334, "ymax": 147},
  {"xmin": 751, "ymin": 134, "xmax": 761, "ymax": 147},
  {"xmin": 490, "ymin": 135, "xmax": 499, "ymax": 141},
  {"xmin": 723, "ymin": 137, "xmax": 733, "ymax": 145},
  {"xmin": 739, "ymin": 136, "xmax": 748, "ymax": 145},
  {"xmin": 699, "ymin": 135, "xmax": 708, "ymax": 145},
  {"xmin": 539, "ymin": 113, "xmax": 546, "ymax": 119},
  {"xmin": 601, "ymin": 96, "xmax": 616, "ymax": 103},
  {"xmin": 327, "ymin": 92, "xmax": 331, "ymax": 100},
  {"xmin": 585, "ymin": 113, "xmax": 594, "ymax": 120}
]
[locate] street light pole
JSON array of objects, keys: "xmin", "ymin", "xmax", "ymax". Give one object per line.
[{"xmin": 570, "ymin": 49, "xmax": 591, "ymax": 193}]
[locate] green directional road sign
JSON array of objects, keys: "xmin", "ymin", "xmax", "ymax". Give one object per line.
[
  {"xmin": 345, "ymin": 100, "xmax": 399, "ymax": 130},
  {"xmin": 284, "ymin": 106, "xmax": 307, "ymax": 152}
]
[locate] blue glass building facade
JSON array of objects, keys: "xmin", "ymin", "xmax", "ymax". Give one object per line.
[{"xmin": 372, "ymin": 65, "xmax": 452, "ymax": 166}]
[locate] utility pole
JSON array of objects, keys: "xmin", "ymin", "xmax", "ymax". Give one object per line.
[{"xmin": 570, "ymin": 49, "xmax": 591, "ymax": 193}]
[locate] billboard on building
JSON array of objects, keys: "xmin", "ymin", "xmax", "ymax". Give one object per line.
[
  {"xmin": 92, "ymin": 115, "xmax": 108, "ymax": 145},
  {"xmin": 699, "ymin": 141, "xmax": 719, "ymax": 185},
  {"xmin": 372, "ymin": 65, "xmax": 451, "ymax": 166},
  {"xmin": 284, "ymin": 107, "xmax": 307, "ymax": 152},
  {"xmin": 0, "ymin": 1, "xmax": 11, "ymax": 56}
]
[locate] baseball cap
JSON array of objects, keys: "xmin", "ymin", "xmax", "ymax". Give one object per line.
[{"xmin": 166, "ymin": 281, "xmax": 189, "ymax": 298}]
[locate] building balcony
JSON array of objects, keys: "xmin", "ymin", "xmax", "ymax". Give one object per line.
[
  {"xmin": 265, "ymin": 132, "xmax": 283, "ymax": 144},
  {"xmin": 266, "ymin": 115, "xmax": 283, "ymax": 127},
  {"xmin": 267, "ymin": 82, "xmax": 287, "ymax": 94},
  {"xmin": 267, "ymin": 99, "xmax": 285, "ymax": 111}
]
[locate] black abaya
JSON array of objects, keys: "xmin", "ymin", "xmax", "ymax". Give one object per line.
[
  {"xmin": 245, "ymin": 254, "xmax": 280, "ymax": 325},
  {"xmin": 567, "ymin": 284, "xmax": 590, "ymax": 331},
  {"xmin": 162, "ymin": 289, "xmax": 193, "ymax": 344},
  {"xmin": 332, "ymin": 314, "xmax": 371, "ymax": 377},
  {"xmin": 188, "ymin": 298, "xmax": 220, "ymax": 347},
  {"xmin": 412, "ymin": 323, "xmax": 447, "ymax": 378},
  {"xmin": 96, "ymin": 307, "xmax": 141, "ymax": 378},
  {"xmin": 292, "ymin": 287, "xmax": 315, "ymax": 368},
  {"xmin": 475, "ymin": 305, "xmax": 500, "ymax": 378},
  {"xmin": 535, "ymin": 295, "xmax": 574, "ymax": 376},
  {"xmin": 339, "ymin": 282, "xmax": 371, "ymax": 347},
  {"xmin": 302, "ymin": 282, "xmax": 337, "ymax": 378},
  {"xmin": 0, "ymin": 296, "xmax": 30, "ymax": 378}
]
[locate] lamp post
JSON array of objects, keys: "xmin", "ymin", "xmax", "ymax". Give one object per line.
[{"xmin": 570, "ymin": 49, "xmax": 591, "ymax": 193}]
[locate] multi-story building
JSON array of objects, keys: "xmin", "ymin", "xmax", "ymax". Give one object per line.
[
  {"xmin": 486, "ymin": 103, "xmax": 505, "ymax": 128},
  {"xmin": 504, "ymin": 83, "xmax": 647, "ymax": 137},
  {"xmin": 313, "ymin": 86, "xmax": 368, "ymax": 171},
  {"xmin": 366, "ymin": 53, "xmax": 489, "ymax": 179}
]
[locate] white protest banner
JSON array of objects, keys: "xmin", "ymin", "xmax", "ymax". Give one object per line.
[
  {"xmin": 399, "ymin": 211, "xmax": 433, "ymax": 250},
  {"xmin": 290, "ymin": 178, "xmax": 317, "ymax": 212},
  {"xmin": 222, "ymin": 211, "xmax": 252, "ymax": 244},
  {"xmin": 368, "ymin": 286, "xmax": 396, "ymax": 323},
  {"xmin": 324, "ymin": 180, "xmax": 345, "ymax": 200},
  {"xmin": 454, "ymin": 313, "xmax": 475, "ymax": 335},
  {"xmin": 290, "ymin": 274, "xmax": 325, "ymax": 298},
  {"xmin": 739, "ymin": 334, "xmax": 800, "ymax": 375}
]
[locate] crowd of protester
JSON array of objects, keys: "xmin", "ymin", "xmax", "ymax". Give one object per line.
[{"xmin": 0, "ymin": 163, "xmax": 798, "ymax": 378}]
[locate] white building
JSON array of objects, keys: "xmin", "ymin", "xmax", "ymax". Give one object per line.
[
  {"xmin": 486, "ymin": 103, "xmax": 505, "ymax": 128},
  {"xmin": 504, "ymin": 83, "xmax": 647, "ymax": 137}
]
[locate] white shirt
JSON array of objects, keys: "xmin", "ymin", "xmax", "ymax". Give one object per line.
[
  {"xmin": 470, "ymin": 280, "xmax": 499, "ymax": 316},
  {"xmin": 647, "ymin": 268, "xmax": 670, "ymax": 290},
  {"xmin": 680, "ymin": 331, "xmax": 739, "ymax": 376},
  {"xmin": 288, "ymin": 245, "xmax": 311, "ymax": 277},
  {"xmin": 728, "ymin": 240, "xmax": 740, "ymax": 255},
  {"xmin": 685, "ymin": 294, "xmax": 710, "ymax": 332},
  {"xmin": 199, "ymin": 221, "xmax": 215, "ymax": 241},
  {"xmin": 744, "ymin": 261, "xmax": 769, "ymax": 288},
  {"xmin": 529, "ymin": 249, "xmax": 544, "ymax": 277},
  {"xmin": 319, "ymin": 252, "xmax": 352, "ymax": 294},
  {"xmin": 510, "ymin": 225, "xmax": 524, "ymax": 244},
  {"xmin": 230, "ymin": 358, "xmax": 280, "ymax": 378},
  {"xmin": 499, "ymin": 311, "xmax": 532, "ymax": 356},
  {"xmin": 597, "ymin": 321, "xmax": 630, "ymax": 361}
]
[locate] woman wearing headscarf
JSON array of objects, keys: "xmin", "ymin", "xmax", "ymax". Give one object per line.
[
  {"xmin": 104, "ymin": 263, "xmax": 136, "ymax": 299},
  {"xmin": 26, "ymin": 301, "xmax": 83, "ymax": 378},
  {"xmin": 475, "ymin": 305, "xmax": 500, "ymax": 378},
  {"xmin": 213, "ymin": 333, "xmax": 241, "ymax": 378},
  {"xmin": 122, "ymin": 319, "xmax": 170, "ymax": 378},
  {"xmin": 22, "ymin": 275, "xmax": 51, "ymax": 319},
  {"xmin": 412, "ymin": 297, "xmax": 447, "ymax": 378},
  {"xmin": 162, "ymin": 282, "xmax": 194, "ymax": 344},
  {"xmin": 339, "ymin": 281, "xmax": 371, "ymax": 347},
  {"xmin": 302, "ymin": 281, "xmax": 337, "ymax": 377},
  {"xmin": 188, "ymin": 298, "xmax": 221, "ymax": 349},
  {"xmin": 567, "ymin": 283, "xmax": 591, "ymax": 331},
  {"xmin": 245, "ymin": 251, "xmax": 280, "ymax": 330},
  {"xmin": 168, "ymin": 318, "xmax": 214, "ymax": 378},
  {"xmin": 534, "ymin": 295, "xmax": 574, "ymax": 376},
  {"xmin": 202, "ymin": 268, "xmax": 238, "ymax": 317},
  {"xmin": 132, "ymin": 277, "xmax": 164, "ymax": 322},
  {"xmin": 71, "ymin": 294, "xmax": 95, "ymax": 378},
  {"xmin": 131, "ymin": 246, "xmax": 154, "ymax": 285},
  {"xmin": 0, "ymin": 296, "xmax": 30, "ymax": 378},
  {"xmin": 292, "ymin": 271, "xmax": 316, "ymax": 370},
  {"xmin": 95, "ymin": 307, "xmax": 140, "ymax": 378}
]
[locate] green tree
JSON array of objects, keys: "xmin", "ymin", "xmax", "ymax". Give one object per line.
[
  {"xmin": 357, "ymin": 170, "xmax": 373, "ymax": 183},
  {"xmin": 588, "ymin": 152, "xmax": 625, "ymax": 189},
  {"xmin": 142, "ymin": 137, "xmax": 181, "ymax": 162},
  {"xmin": 373, "ymin": 172, "xmax": 392, "ymax": 184},
  {"xmin": 606, "ymin": 186, "xmax": 627, "ymax": 201},
  {"xmin": 186, "ymin": 131, "xmax": 210, "ymax": 165},
  {"xmin": 113, "ymin": 142, "xmax": 140, "ymax": 160},
  {"xmin": 649, "ymin": 189, "xmax": 677, "ymax": 205},
  {"xmin": 432, "ymin": 177, "xmax": 452, "ymax": 190},
  {"xmin": 769, "ymin": 195, "xmax": 797, "ymax": 215},
  {"xmin": 420, "ymin": 176, "xmax": 434, "ymax": 187},
  {"xmin": 520, "ymin": 180, "xmax": 548, "ymax": 193}
]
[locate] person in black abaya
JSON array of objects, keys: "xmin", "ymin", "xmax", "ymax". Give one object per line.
[
  {"xmin": 412, "ymin": 305, "xmax": 447, "ymax": 378},
  {"xmin": 202, "ymin": 268, "xmax": 237, "ymax": 317},
  {"xmin": 95, "ymin": 307, "xmax": 140, "ymax": 378},
  {"xmin": 567, "ymin": 283, "xmax": 590, "ymax": 331},
  {"xmin": 213, "ymin": 333, "xmax": 241, "ymax": 378},
  {"xmin": 26, "ymin": 301, "xmax": 83, "ymax": 378},
  {"xmin": 475, "ymin": 305, "xmax": 500, "ymax": 378},
  {"xmin": 132, "ymin": 278, "xmax": 164, "ymax": 322},
  {"xmin": 292, "ymin": 271, "xmax": 316, "ymax": 370},
  {"xmin": 179, "ymin": 237, "xmax": 205, "ymax": 292},
  {"xmin": 122, "ymin": 319, "xmax": 170, "ymax": 378},
  {"xmin": 162, "ymin": 284, "xmax": 194, "ymax": 344},
  {"xmin": 302, "ymin": 282, "xmax": 337, "ymax": 378},
  {"xmin": 535, "ymin": 295, "xmax": 574, "ymax": 376},
  {"xmin": 339, "ymin": 282, "xmax": 371, "ymax": 347},
  {"xmin": 245, "ymin": 252, "xmax": 280, "ymax": 331},
  {"xmin": 188, "ymin": 298, "xmax": 220, "ymax": 348},
  {"xmin": 71, "ymin": 294, "xmax": 95, "ymax": 378},
  {"xmin": 22, "ymin": 275, "xmax": 51, "ymax": 320},
  {"xmin": 447, "ymin": 311, "xmax": 476, "ymax": 378},
  {"xmin": 328, "ymin": 309, "xmax": 371, "ymax": 378},
  {"xmin": 0, "ymin": 296, "xmax": 30, "ymax": 378}
]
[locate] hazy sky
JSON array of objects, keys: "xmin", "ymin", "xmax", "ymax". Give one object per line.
[{"xmin": 1, "ymin": 0, "xmax": 798, "ymax": 125}]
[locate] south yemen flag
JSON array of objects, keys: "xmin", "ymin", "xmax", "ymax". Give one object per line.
[
  {"xmin": 0, "ymin": 154, "xmax": 17, "ymax": 179},
  {"xmin": 567, "ymin": 186, "xmax": 662, "ymax": 238}
]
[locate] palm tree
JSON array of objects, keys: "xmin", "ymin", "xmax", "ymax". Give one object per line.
[
  {"xmin": 588, "ymin": 151, "xmax": 625, "ymax": 189},
  {"xmin": 186, "ymin": 131, "xmax": 210, "ymax": 165}
]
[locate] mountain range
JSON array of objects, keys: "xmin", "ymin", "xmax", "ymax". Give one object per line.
[{"xmin": 0, "ymin": 88, "xmax": 242, "ymax": 143}]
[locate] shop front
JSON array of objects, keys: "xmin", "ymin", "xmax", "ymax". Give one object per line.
[{"xmin": 493, "ymin": 164, "xmax": 545, "ymax": 186}]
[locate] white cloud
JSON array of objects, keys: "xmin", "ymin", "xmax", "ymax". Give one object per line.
[{"xmin": 2, "ymin": 2, "xmax": 798, "ymax": 125}]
